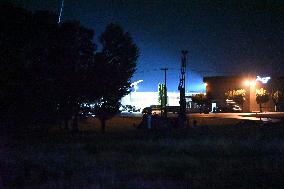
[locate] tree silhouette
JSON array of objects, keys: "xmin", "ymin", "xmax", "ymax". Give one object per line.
[
  {"xmin": 272, "ymin": 90, "xmax": 282, "ymax": 112},
  {"xmin": 192, "ymin": 93, "xmax": 209, "ymax": 106},
  {"xmin": 54, "ymin": 21, "xmax": 96, "ymax": 131},
  {"xmin": 0, "ymin": 4, "xmax": 138, "ymax": 134},
  {"xmin": 256, "ymin": 88, "xmax": 269, "ymax": 112},
  {"xmin": 0, "ymin": 3, "xmax": 97, "ymax": 133},
  {"xmin": 94, "ymin": 23, "xmax": 139, "ymax": 133},
  {"xmin": 225, "ymin": 89, "xmax": 246, "ymax": 111},
  {"xmin": 192, "ymin": 93, "xmax": 211, "ymax": 113},
  {"xmin": 0, "ymin": 3, "xmax": 59, "ymax": 131}
]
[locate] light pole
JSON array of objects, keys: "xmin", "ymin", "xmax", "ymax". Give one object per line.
[{"xmin": 178, "ymin": 50, "xmax": 188, "ymax": 126}]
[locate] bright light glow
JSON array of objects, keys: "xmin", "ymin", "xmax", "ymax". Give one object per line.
[
  {"xmin": 250, "ymin": 80, "xmax": 256, "ymax": 86},
  {"xmin": 121, "ymin": 91, "xmax": 197, "ymax": 110},
  {"xmin": 256, "ymin": 76, "xmax": 271, "ymax": 84},
  {"xmin": 204, "ymin": 83, "xmax": 208, "ymax": 87},
  {"xmin": 244, "ymin": 80, "xmax": 256, "ymax": 87},
  {"xmin": 130, "ymin": 80, "xmax": 143, "ymax": 92},
  {"xmin": 134, "ymin": 85, "xmax": 138, "ymax": 91},
  {"xmin": 244, "ymin": 80, "xmax": 250, "ymax": 86}
]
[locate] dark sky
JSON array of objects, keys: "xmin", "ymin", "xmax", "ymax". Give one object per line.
[{"xmin": 8, "ymin": 0, "xmax": 284, "ymax": 92}]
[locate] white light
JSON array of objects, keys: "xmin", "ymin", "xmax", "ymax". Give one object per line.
[
  {"xmin": 131, "ymin": 80, "xmax": 143, "ymax": 92},
  {"xmin": 134, "ymin": 85, "xmax": 138, "ymax": 91},
  {"xmin": 256, "ymin": 76, "xmax": 271, "ymax": 84},
  {"xmin": 58, "ymin": 0, "xmax": 64, "ymax": 24}
]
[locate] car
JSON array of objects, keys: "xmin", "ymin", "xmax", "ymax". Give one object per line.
[{"xmin": 213, "ymin": 105, "xmax": 241, "ymax": 113}]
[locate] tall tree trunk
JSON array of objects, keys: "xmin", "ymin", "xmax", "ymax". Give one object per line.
[
  {"xmin": 259, "ymin": 103, "xmax": 262, "ymax": 113},
  {"xmin": 100, "ymin": 118, "xmax": 106, "ymax": 133}
]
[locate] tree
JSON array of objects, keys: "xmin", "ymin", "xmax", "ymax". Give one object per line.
[
  {"xmin": 0, "ymin": 3, "xmax": 98, "ymax": 133},
  {"xmin": 192, "ymin": 93, "xmax": 211, "ymax": 113},
  {"xmin": 225, "ymin": 89, "xmax": 246, "ymax": 111},
  {"xmin": 94, "ymin": 23, "xmax": 139, "ymax": 133},
  {"xmin": 256, "ymin": 88, "xmax": 269, "ymax": 112},
  {"xmin": 54, "ymin": 21, "xmax": 96, "ymax": 132},
  {"xmin": 192, "ymin": 93, "xmax": 209, "ymax": 106},
  {"xmin": 272, "ymin": 90, "xmax": 282, "ymax": 112},
  {"xmin": 0, "ymin": 3, "xmax": 59, "ymax": 131}
]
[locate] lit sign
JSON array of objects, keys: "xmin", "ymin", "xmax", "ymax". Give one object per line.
[{"xmin": 256, "ymin": 76, "xmax": 270, "ymax": 84}]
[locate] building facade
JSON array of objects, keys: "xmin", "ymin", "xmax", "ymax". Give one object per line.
[
  {"xmin": 121, "ymin": 91, "xmax": 200, "ymax": 111},
  {"xmin": 203, "ymin": 75, "xmax": 284, "ymax": 112}
]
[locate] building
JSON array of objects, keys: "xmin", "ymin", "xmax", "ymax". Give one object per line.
[
  {"xmin": 203, "ymin": 75, "xmax": 284, "ymax": 112},
  {"xmin": 121, "ymin": 91, "xmax": 201, "ymax": 111}
]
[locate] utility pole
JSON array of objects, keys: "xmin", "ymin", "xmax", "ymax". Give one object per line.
[
  {"xmin": 160, "ymin": 68, "xmax": 168, "ymax": 117},
  {"xmin": 178, "ymin": 50, "xmax": 188, "ymax": 126}
]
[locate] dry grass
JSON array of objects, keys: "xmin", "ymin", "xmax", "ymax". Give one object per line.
[{"xmin": 1, "ymin": 119, "xmax": 284, "ymax": 189}]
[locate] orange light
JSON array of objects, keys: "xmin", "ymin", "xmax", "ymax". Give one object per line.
[
  {"xmin": 244, "ymin": 79, "xmax": 256, "ymax": 87},
  {"xmin": 250, "ymin": 80, "xmax": 256, "ymax": 87},
  {"xmin": 204, "ymin": 83, "xmax": 208, "ymax": 87},
  {"xmin": 244, "ymin": 80, "xmax": 250, "ymax": 86}
]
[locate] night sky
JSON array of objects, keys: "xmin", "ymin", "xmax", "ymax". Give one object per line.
[{"xmin": 9, "ymin": 0, "xmax": 284, "ymax": 92}]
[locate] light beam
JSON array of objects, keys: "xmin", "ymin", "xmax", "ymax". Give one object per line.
[{"xmin": 58, "ymin": 0, "xmax": 64, "ymax": 24}]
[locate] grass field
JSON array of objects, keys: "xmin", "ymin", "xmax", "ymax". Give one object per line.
[{"xmin": 1, "ymin": 119, "xmax": 284, "ymax": 189}]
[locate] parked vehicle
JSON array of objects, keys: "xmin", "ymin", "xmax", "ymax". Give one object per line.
[
  {"xmin": 213, "ymin": 105, "xmax": 241, "ymax": 113},
  {"xmin": 120, "ymin": 105, "xmax": 141, "ymax": 113}
]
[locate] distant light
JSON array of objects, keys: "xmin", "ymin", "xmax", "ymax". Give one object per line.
[
  {"xmin": 131, "ymin": 80, "xmax": 143, "ymax": 92},
  {"xmin": 256, "ymin": 76, "xmax": 270, "ymax": 84},
  {"xmin": 204, "ymin": 83, "xmax": 208, "ymax": 87}
]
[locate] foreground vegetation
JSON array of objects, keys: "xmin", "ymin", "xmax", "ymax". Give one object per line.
[{"xmin": 1, "ymin": 121, "xmax": 284, "ymax": 189}]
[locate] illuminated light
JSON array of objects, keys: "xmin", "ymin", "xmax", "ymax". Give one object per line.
[
  {"xmin": 204, "ymin": 83, "xmax": 208, "ymax": 87},
  {"xmin": 134, "ymin": 85, "xmax": 138, "ymax": 91},
  {"xmin": 244, "ymin": 80, "xmax": 250, "ymax": 86},
  {"xmin": 244, "ymin": 80, "xmax": 256, "ymax": 87},
  {"xmin": 130, "ymin": 80, "xmax": 143, "ymax": 92},
  {"xmin": 250, "ymin": 80, "xmax": 256, "ymax": 86},
  {"xmin": 256, "ymin": 76, "xmax": 271, "ymax": 84}
]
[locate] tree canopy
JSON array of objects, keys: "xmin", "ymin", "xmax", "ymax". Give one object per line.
[
  {"xmin": 225, "ymin": 89, "xmax": 246, "ymax": 111},
  {"xmin": 256, "ymin": 88, "xmax": 269, "ymax": 112},
  {"xmin": 192, "ymin": 93, "xmax": 211, "ymax": 106},
  {"xmin": 0, "ymin": 3, "xmax": 139, "ymax": 133},
  {"xmin": 272, "ymin": 90, "xmax": 282, "ymax": 112},
  {"xmin": 0, "ymin": 3, "xmax": 59, "ymax": 130},
  {"xmin": 94, "ymin": 23, "xmax": 139, "ymax": 133}
]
